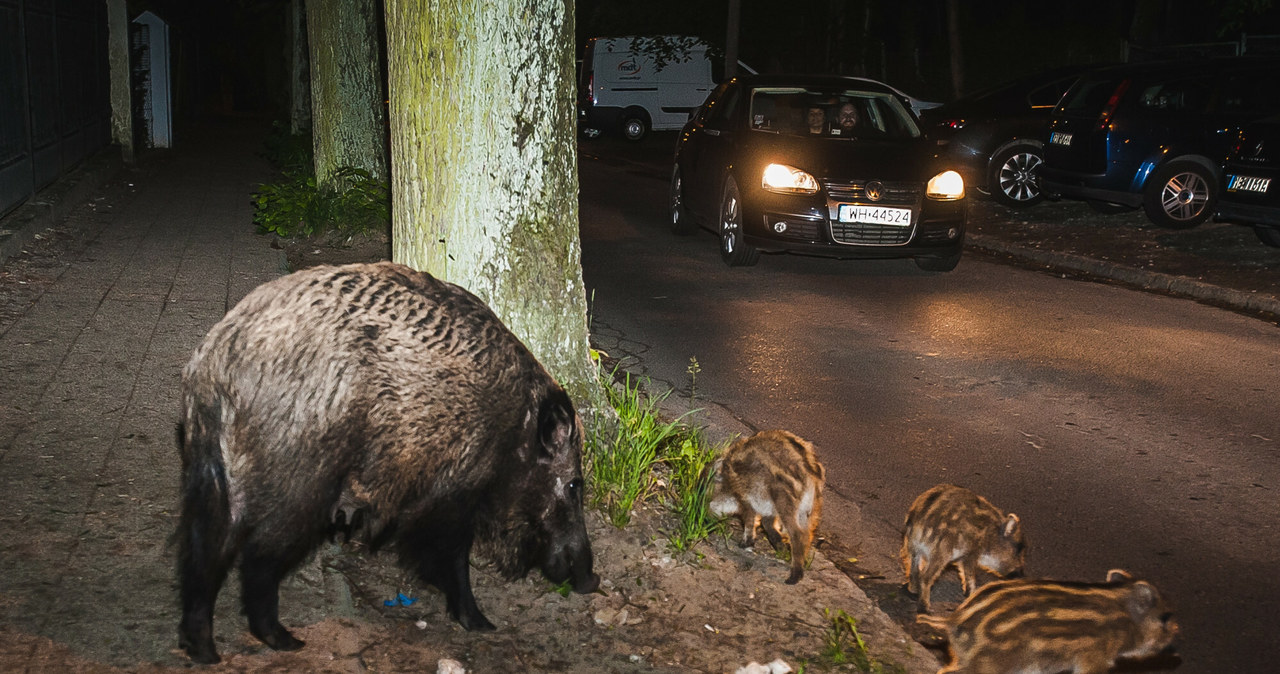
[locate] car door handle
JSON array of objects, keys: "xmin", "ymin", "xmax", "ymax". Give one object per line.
[{"xmin": 705, "ymin": 129, "xmax": 721, "ymax": 137}]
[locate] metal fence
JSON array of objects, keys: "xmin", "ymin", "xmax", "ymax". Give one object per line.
[{"xmin": 0, "ymin": 0, "xmax": 110, "ymax": 219}]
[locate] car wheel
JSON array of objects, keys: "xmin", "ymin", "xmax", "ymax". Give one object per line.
[
  {"xmin": 915, "ymin": 251, "xmax": 962, "ymax": 272},
  {"xmin": 1255, "ymin": 225, "xmax": 1280, "ymax": 248},
  {"xmin": 989, "ymin": 142, "xmax": 1044, "ymax": 207},
  {"xmin": 1143, "ymin": 161, "xmax": 1217, "ymax": 229},
  {"xmin": 719, "ymin": 176, "xmax": 759, "ymax": 267},
  {"xmin": 670, "ymin": 165, "xmax": 697, "ymax": 235},
  {"xmin": 622, "ymin": 111, "xmax": 648, "ymax": 142}
]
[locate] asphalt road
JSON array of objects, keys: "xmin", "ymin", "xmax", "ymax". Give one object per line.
[{"xmin": 577, "ymin": 151, "xmax": 1280, "ymax": 673}]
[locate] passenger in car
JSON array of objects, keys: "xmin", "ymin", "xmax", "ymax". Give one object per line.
[
  {"xmin": 807, "ymin": 106, "xmax": 827, "ymax": 134},
  {"xmin": 833, "ymin": 102, "xmax": 860, "ymax": 136}
]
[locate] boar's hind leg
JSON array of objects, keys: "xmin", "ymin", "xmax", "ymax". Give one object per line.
[
  {"xmin": 176, "ymin": 456, "xmax": 236, "ymax": 664},
  {"xmin": 239, "ymin": 542, "xmax": 308, "ymax": 651}
]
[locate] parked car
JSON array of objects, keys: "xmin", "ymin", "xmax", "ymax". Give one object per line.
[
  {"xmin": 1041, "ymin": 56, "xmax": 1280, "ymax": 228},
  {"xmin": 1216, "ymin": 114, "xmax": 1280, "ymax": 247},
  {"xmin": 921, "ymin": 65, "xmax": 1092, "ymax": 207},
  {"xmin": 669, "ymin": 74, "xmax": 968, "ymax": 271}
]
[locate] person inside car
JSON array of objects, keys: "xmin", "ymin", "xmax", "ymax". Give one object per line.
[
  {"xmin": 833, "ymin": 102, "xmax": 860, "ymax": 136},
  {"xmin": 806, "ymin": 106, "xmax": 827, "ymax": 134}
]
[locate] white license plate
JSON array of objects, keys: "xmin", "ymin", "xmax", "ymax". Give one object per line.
[
  {"xmin": 1227, "ymin": 174, "xmax": 1271, "ymax": 193},
  {"xmin": 1050, "ymin": 131, "xmax": 1073, "ymax": 146},
  {"xmin": 838, "ymin": 204, "xmax": 912, "ymax": 226}
]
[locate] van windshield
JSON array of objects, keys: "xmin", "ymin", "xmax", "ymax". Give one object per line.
[{"xmin": 748, "ymin": 87, "xmax": 920, "ymax": 139}]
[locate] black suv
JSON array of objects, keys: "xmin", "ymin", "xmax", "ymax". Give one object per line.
[{"xmin": 1041, "ymin": 57, "xmax": 1280, "ymax": 228}]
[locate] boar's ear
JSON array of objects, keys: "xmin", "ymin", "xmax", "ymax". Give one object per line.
[
  {"xmin": 1106, "ymin": 568, "xmax": 1134, "ymax": 583},
  {"xmin": 1125, "ymin": 581, "xmax": 1161, "ymax": 617},
  {"xmin": 1002, "ymin": 513, "xmax": 1020, "ymax": 537},
  {"xmin": 537, "ymin": 388, "xmax": 579, "ymax": 457}
]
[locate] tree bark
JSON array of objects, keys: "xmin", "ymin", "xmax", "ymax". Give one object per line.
[
  {"xmin": 946, "ymin": 0, "xmax": 964, "ymax": 98},
  {"xmin": 384, "ymin": 0, "xmax": 601, "ymax": 411},
  {"xmin": 289, "ymin": 0, "xmax": 312, "ymax": 136},
  {"xmin": 306, "ymin": 0, "xmax": 388, "ymax": 186},
  {"xmin": 106, "ymin": 0, "xmax": 134, "ymax": 164}
]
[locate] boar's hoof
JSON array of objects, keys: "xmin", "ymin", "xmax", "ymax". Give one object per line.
[
  {"xmin": 573, "ymin": 572, "xmax": 601, "ymax": 594},
  {"xmin": 179, "ymin": 636, "xmax": 220, "ymax": 665},
  {"xmin": 251, "ymin": 622, "xmax": 305, "ymax": 652},
  {"xmin": 455, "ymin": 608, "xmax": 497, "ymax": 632},
  {"xmin": 785, "ymin": 569, "xmax": 804, "ymax": 585}
]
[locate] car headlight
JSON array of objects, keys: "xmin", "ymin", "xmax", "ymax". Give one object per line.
[
  {"xmin": 762, "ymin": 163, "xmax": 819, "ymax": 195},
  {"xmin": 927, "ymin": 170, "xmax": 965, "ymax": 200}
]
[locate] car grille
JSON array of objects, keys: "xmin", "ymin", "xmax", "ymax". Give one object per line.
[
  {"xmin": 825, "ymin": 181, "xmax": 921, "ymax": 205},
  {"xmin": 825, "ymin": 180, "xmax": 921, "ymax": 245}
]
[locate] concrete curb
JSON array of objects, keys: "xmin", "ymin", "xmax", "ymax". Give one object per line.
[
  {"xmin": 0, "ymin": 148, "xmax": 126, "ymax": 267},
  {"xmin": 967, "ymin": 233, "xmax": 1280, "ymax": 319}
]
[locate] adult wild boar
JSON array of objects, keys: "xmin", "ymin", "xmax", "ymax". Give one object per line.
[{"xmin": 175, "ymin": 261, "xmax": 599, "ymax": 664}]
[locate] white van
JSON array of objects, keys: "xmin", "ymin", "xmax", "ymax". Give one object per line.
[{"xmin": 578, "ymin": 36, "xmax": 751, "ymax": 141}]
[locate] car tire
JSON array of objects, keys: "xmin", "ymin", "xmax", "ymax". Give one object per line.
[
  {"xmin": 1255, "ymin": 225, "xmax": 1280, "ymax": 248},
  {"xmin": 915, "ymin": 251, "xmax": 962, "ymax": 272},
  {"xmin": 989, "ymin": 142, "xmax": 1044, "ymax": 208},
  {"xmin": 670, "ymin": 165, "xmax": 697, "ymax": 235},
  {"xmin": 1142, "ymin": 161, "xmax": 1217, "ymax": 229},
  {"xmin": 719, "ymin": 176, "xmax": 759, "ymax": 267},
  {"xmin": 622, "ymin": 110, "xmax": 648, "ymax": 142}
]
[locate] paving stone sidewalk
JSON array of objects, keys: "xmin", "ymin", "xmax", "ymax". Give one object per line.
[{"xmin": 0, "ymin": 119, "xmax": 285, "ymax": 667}]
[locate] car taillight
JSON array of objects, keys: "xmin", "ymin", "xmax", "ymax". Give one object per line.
[{"xmin": 1096, "ymin": 78, "xmax": 1130, "ymax": 130}]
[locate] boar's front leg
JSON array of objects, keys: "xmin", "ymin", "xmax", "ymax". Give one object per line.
[
  {"xmin": 414, "ymin": 529, "xmax": 495, "ymax": 631},
  {"xmin": 239, "ymin": 542, "xmax": 306, "ymax": 652}
]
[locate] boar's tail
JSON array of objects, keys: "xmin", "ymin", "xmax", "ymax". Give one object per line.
[{"xmin": 176, "ymin": 398, "xmax": 236, "ymax": 580}]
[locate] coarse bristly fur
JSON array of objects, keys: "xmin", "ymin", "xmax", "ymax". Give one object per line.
[
  {"xmin": 709, "ymin": 429, "xmax": 826, "ymax": 584},
  {"xmin": 917, "ymin": 569, "xmax": 1180, "ymax": 674},
  {"xmin": 174, "ymin": 261, "xmax": 599, "ymax": 665},
  {"xmin": 901, "ymin": 483, "xmax": 1026, "ymax": 613}
]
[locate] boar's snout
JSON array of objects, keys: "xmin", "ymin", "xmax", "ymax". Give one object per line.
[{"xmin": 543, "ymin": 531, "xmax": 598, "ymax": 593}]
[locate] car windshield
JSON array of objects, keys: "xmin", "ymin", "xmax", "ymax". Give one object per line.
[{"xmin": 748, "ymin": 87, "xmax": 920, "ymax": 139}]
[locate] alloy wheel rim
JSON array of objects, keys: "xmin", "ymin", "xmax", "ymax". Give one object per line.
[
  {"xmin": 671, "ymin": 173, "xmax": 682, "ymax": 224},
  {"xmin": 999, "ymin": 153, "xmax": 1041, "ymax": 202},
  {"xmin": 1161, "ymin": 171, "xmax": 1209, "ymax": 221},
  {"xmin": 722, "ymin": 194, "xmax": 739, "ymax": 253}
]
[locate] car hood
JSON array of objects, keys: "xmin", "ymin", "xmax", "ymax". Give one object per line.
[{"xmin": 742, "ymin": 132, "xmax": 943, "ymax": 184}]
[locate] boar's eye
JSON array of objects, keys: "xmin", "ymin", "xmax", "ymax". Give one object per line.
[
  {"xmin": 567, "ymin": 478, "xmax": 583, "ymax": 502},
  {"xmin": 1160, "ymin": 611, "xmax": 1174, "ymax": 624}
]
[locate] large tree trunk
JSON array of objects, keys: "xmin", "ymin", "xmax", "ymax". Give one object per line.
[
  {"xmin": 306, "ymin": 0, "xmax": 387, "ymax": 186},
  {"xmin": 384, "ymin": 0, "xmax": 601, "ymax": 411},
  {"xmin": 289, "ymin": 0, "xmax": 311, "ymax": 136},
  {"xmin": 945, "ymin": 0, "xmax": 964, "ymax": 98}
]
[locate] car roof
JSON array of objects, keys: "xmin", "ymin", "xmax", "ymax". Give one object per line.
[
  {"xmin": 732, "ymin": 74, "xmax": 901, "ymax": 96},
  {"xmin": 1076, "ymin": 55, "xmax": 1280, "ymax": 80}
]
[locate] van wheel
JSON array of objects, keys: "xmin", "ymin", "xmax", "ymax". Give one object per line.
[
  {"xmin": 719, "ymin": 176, "xmax": 759, "ymax": 266},
  {"xmin": 1143, "ymin": 161, "xmax": 1216, "ymax": 229},
  {"xmin": 989, "ymin": 142, "xmax": 1044, "ymax": 207},
  {"xmin": 622, "ymin": 111, "xmax": 648, "ymax": 142}
]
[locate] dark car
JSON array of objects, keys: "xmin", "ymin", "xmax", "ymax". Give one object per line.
[
  {"xmin": 669, "ymin": 74, "xmax": 967, "ymax": 271},
  {"xmin": 1041, "ymin": 56, "xmax": 1280, "ymax": 229},
  {"xmin": 921, "ymin": 65, "xmax": 1091, "ymax": 207},
  {"xmin": 1216, "ymin": 115, "xmax": 1280, "ymax": 247}
]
